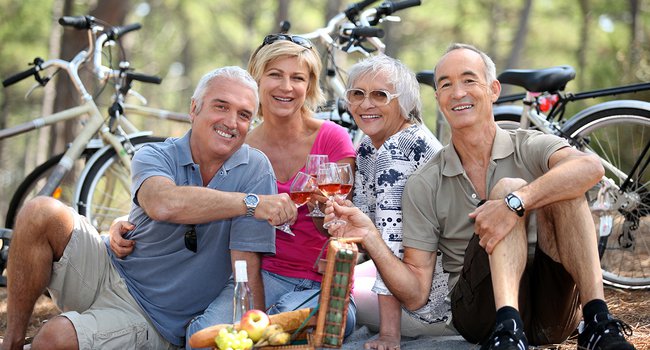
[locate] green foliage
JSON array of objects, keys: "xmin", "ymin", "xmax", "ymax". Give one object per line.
[{"xmin": 1, "ymin": 0, "xmax": 649, "ymax": 222}]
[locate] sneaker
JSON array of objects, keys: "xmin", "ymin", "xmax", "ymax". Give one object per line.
[
  {"xmin": 578, "ymin": 312, "xmax": 636, "ymax": 350},
  {"xmin": 480, "ymin": 319, "xmax": 528, "ymax": 350}
]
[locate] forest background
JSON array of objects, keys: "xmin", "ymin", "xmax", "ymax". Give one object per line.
[{"xmin": 0, "ymin": 0, "xmax": 648, "ymax": 227}]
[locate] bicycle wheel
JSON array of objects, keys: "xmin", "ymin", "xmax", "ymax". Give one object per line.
[
  {"xmin": 563, "ymin": 106, "xmax": 650, "ymax": 289},
  {"xmin": 5, "ymin": 154, "xmax": 78, "ymax": 228},
  {"xmin": 76, "ymin": 136, "xmax": 165, "ymax": 234},
  {"xmin": 493, "ymin": 112, "xmax": 521, "ymax": 130}
]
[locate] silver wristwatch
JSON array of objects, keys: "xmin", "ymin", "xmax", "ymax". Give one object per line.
[
  {"xmin": 243, "ymin": 193, "xmax": 260, "ymax": 217},
  {"xmin": 504, "ymin": 192, "xmax": 525, "ymax": 217}
]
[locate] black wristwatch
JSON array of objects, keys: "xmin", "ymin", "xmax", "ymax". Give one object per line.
[
  {"xmin": 243, "ymin": 193, "xmax": 260, "ymax": 217},
  {"xmin": 504, "ymin": 192, "xmax": 525, "ymax": 217}
]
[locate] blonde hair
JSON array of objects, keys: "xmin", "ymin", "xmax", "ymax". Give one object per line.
[{"xmin": 248, "ymin": 39, "xmax": 325, "ymax": 117}]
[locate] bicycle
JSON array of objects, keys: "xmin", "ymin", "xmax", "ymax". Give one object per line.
[
  {"xmin": 279, "ymin": 0, "xmax": 423, "ymax": 146},
  {"xmin": 417, "ymin": 66, "xmax": 650, "ymax": 289},
  {"xmin": 1, "ymin": 16, "xmax": 189, "ymax": 235}
]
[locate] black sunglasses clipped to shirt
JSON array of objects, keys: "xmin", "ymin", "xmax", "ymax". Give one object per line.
[{"xmin": 185, "ymin": 225, "xmax": 197, "ymax": 253}]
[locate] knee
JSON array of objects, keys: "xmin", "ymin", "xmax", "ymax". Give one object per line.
[
  {"xmin": 31, "ymin": 316, "xmax": 78, "ymax": 349},
  {"xmin": 488, "ymin": 178, "xmax": 527, "ymax": 200},
  {"xmin": 15, "ymin": 196, "xmax": 72, "ymax": 233}
]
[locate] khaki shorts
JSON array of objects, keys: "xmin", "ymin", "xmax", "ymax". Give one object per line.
[
  {"xmin": 48, "ymin": 209, "xmax": 180, "ymax": 350},
  {"xmin": 450, "ymin": 234, "xmax": 581, "ymax": 346}
]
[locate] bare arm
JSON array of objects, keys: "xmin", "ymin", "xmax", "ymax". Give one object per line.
[
  {"xmin": 138, "ymin": 176, "xmax": 296, "ymax": 225},
  {"xmin": 231, "ymin": 250, "xmax": 265, "ymax": 310},
  {"xmin": 327, "ymin": 200, "xmax": 435, "ymax": 310},
  {"xmin": 515, "ymin": 146, "xmax": 604, "ymax": 210},
  {"xmin": 469, "ymin": 146, "xmax": 604, "ymax": 253}
]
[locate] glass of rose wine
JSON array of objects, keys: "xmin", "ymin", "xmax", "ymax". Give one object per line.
[
  {"xmin": 275, "ymin": 172, "xmax": 316, "ymax": 236},
  {"xmin": 305, "ymin": 154, "xmax": 329, "ymax": 217},
  {"xmin": 336, "ymin": 163, "xmax": 354, "ymax": 201},
  {"xmin": 318, "ymin": 163, "xmax": 346, "ymax": 229}
]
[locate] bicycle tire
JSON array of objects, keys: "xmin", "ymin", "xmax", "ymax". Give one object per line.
[
  {"xmin": 493, "ymin": 112, "xmax": 521, "ymax": 130},
  {"xmin": 562, "ymin": 106, "xmax": 650, "ymax": 289},
  {"xmin": 5, "ymin": 154, "xmax": 72, "ymax": 229},
  {"xmin": 76, "ymin": 136, "xmax": 165, "ymax": 234}
]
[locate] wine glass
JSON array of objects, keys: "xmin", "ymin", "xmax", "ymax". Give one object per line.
[
  {"xmin": 317, "ymin": 163, "xmax": 346, "ymax": 229},
  {"xmin": 305, "ymin": 154, "xmax": 329, "ymax": 217},
  {"xmin": 336, "ymin": 163, "xmax": 354, "ymax": 201},
  {"xmin": 274, "ymin": 172, "xmax": 316, "ymax": 236}
]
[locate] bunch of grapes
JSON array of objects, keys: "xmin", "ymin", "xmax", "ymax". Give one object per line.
[{"xmin": 214, "ymin": 328, "xmax": 254, "ymax": 350}]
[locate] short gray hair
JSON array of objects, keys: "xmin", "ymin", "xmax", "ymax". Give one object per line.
[
  {"xmin": 346, "ymin": 54, "xmax": 422, "ymax": 123},
  {"xmin": 191, "ymin": 66, "xmax": 259, "ymax": 115},
  {"xmin": 434, "ymin": 43, "xmax": 497, "ymax": 89}
]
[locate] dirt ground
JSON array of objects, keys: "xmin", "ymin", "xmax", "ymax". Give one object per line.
[{"xmin": 0, "ymin": 286, "xmax": 648, "ymax": 348}]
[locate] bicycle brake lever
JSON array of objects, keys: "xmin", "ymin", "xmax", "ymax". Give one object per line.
[
  {"xmin": 24, "ymin": 80, "xmax": 49, "ymax": 99},
  {"xmin": 382, "ymin": 15, "xmax": 401, "ymax": 22},
  {"xmin": 24, "ymin": 83, "xmax": 40, "ymax": 99},
  {"xmin": 127, "ymin": 89, "xmax": 148, "ymax": 105}
]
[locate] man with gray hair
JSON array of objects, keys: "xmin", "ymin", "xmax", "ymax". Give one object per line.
[{"xmin": 2, "ymin": 66, "xmax": 297, "ymax": 350}]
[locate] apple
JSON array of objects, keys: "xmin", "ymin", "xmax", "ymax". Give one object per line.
[{"xmin": 239, "ymin": 309, "xmax": 270, "ymax": 342}]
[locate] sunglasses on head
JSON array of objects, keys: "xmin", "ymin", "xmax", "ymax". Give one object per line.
[
  {"xmin": 345, "ymin": 88, "xmax": 400, "ymax": 106},
  {"xmin": 185, "ymin": 225, "xmax": 197, "ymax": 253},
  {"xmin": 262, "ymin": 34, "xmax": 313, "ymax": 49}
]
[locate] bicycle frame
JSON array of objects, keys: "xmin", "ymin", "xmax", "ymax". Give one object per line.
[
  {"xmin": 494, "ymin": 83, "xmax": 650, "ymax": 182},
  {"xmin": 0, "ymin": 97, "xmax": 140, "ymax": 194}
]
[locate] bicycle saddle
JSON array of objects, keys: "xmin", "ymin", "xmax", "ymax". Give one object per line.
[{"xmin": 497, "ymin": 65, "xmax": 576, "ymax": 93}]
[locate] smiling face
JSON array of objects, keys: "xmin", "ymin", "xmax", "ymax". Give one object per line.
[
  {"xmin": 348, "ymin": 71, "xmax": 409, "ymax": 149},
  {"xmin": 189, "ymin": 77, "xmax": 256, "ymax": 163},
  {"xmin": 258, "ymin": 56, "xmax": 310, "ymax": 120},
  {"xmin": 434, "ymin": 48, "xmax": 501, "ymax": 131}
]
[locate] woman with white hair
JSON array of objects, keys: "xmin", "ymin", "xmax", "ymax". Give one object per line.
[{"xmin": 346, "ymin": 54, "xmax": 453, "ymax": 349}]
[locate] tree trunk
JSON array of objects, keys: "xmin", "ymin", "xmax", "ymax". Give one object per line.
[
  {"xmin": 484, "ymin": 1, "xmax": 502, "ymax": 65},
  {"xmin": 504, "ymin": 0, "xmax": 532, "ymax": 70},
  {"xmin": 627, "ymin": 0, "xmax": 641, "ymax": 82},
  {"xmin": 501, "ymin": 0, "xmax": 532, "ymax": 95},
  {"xmin": 576, "ymin": 0, "xmax": 591, "ymax": 90},
  {"xmin": 49, "ymin": 0, "xmax": 131, "ymax": 157},
  {"xmin": 275, "ymin": 0, "xmax": 290, "ymax": 33},
  {"xmin": 35, "ymin": 0, "xmax": 65, "ymax": 168}
]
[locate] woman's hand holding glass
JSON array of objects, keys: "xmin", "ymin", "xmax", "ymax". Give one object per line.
[
  {"xmin": 275, "ymin": 172, "xmax": 316, "ymax": 235},
  {"xmin": 318, "ymin": 162, "xmax": 346, "ymax": 229},
  {"xmin": 305, "ymin": 154, "xmax": 329, "ymax": 217}
]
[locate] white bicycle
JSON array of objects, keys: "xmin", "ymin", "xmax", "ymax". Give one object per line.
[{"xmin": 1, "ymin": 16, "xmax": 189, "ymax": 235}]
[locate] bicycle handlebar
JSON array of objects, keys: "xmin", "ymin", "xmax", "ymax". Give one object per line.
[
  {"xmin": 4, "ymin": 16, "xmax": 160, "ymax": 110},
  {"xmin": 299, "ymin": 0, "xmax": 420, "ymax": 57},
  {"xmin": 106, "ymin": 23, "xmax": 142, "ymax": 41},
  {"xmin": 344, "ymin": 0, "xmax": 381, "ymax": 22},
  {"xmin": 126, "ymin": 72, "xmax": 162, "ymax": 85},
  {"xmin": 343, "ymin": 26, "xmax": 385, "ymax": 39},
  {"xmin": 58, "ymin": 15, "xmax": 96, "ymax": 29},
  {"xmin": 2, "ymin": 66, "xmax": 39, "ymax": 87},
  {"xmin": 378, "ymin": 0, "xmax": 421, "ymax": 16}
]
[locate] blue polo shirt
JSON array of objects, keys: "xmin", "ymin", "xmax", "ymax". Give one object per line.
[{"xmin": 104, "ymin": 131, "xmax": 276, "ymax": 346}]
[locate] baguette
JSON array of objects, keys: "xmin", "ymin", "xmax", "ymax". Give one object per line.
[{"xmin": 269, "ymin": 308, "xmax": 315, "ymax": 332}]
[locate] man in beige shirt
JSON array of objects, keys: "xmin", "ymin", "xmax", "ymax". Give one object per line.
[{"xmin": 326, "ymin": 43, "xmax": 636, "ymax": 350}]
